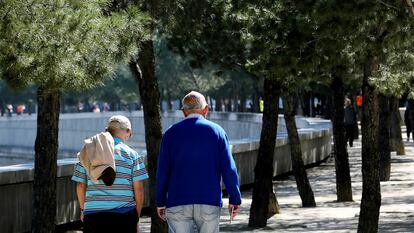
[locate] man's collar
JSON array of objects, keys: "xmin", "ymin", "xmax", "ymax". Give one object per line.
[
  {"xmin": 113, "ymin": 137, "xmax": 123, "ymax": 143},
  {"xmin": 186, "ymin": 113, "xmax": 204, "ymax": 119}
]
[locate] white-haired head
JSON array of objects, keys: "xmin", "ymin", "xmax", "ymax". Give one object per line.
[
  {"xmin": 107, "ymin": 115, "xmax": 131, "ymax": 131},
  {"xmin": 106, "ymin": 115, "xmax": 132, "ymax": 140},
  {"xmin": 181, "ymin": 91, "xmax": 209, "ymax": 117},
  {"xmin": 182, "ymin": 91, "xmax": 208, "ymax": 110}
]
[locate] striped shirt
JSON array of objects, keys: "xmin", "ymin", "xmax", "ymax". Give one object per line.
[{"xmin": 72, "ymin": 137, "xmax": 149, "ymax": 215}]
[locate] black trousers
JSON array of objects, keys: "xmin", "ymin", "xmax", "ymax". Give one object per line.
[
  {"xmin": 345, "ymin": 124, "xmax": 355, "ymax": 147},
  {"xmin": 83, "ymin": 209, "xmax": 138, "ymax": 233}
]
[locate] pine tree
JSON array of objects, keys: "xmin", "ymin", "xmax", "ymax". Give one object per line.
[{"xmin": 0, "ymin": 1, "xmax": 149, "ymax": 232}]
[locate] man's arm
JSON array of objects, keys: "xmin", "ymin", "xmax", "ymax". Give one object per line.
[
  {"xmin": 76, "ymin": 182, "xmax": 87, "ymax": 221},
  {"xmin": 156, "ymin": 135, "xmax": 170, "ymax": 220},
  {"xmin": 219, "ymin": 131, "xmax": 242, "ymax": 212},
  {"xmin": 133, "ymin": 181, "xmax": 145, "ymax": 216},
  {"xmin": 76, "ymin": 182, "xmax": 87, "ymax": 209},
  {"xmin": 72, "ymin": 163, "xmax": 88, "ymax": 220}
]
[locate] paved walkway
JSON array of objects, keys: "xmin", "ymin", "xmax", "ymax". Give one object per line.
[{"xmin": 137, "ymin": 136, "xmax": 414, "ymax": 233}]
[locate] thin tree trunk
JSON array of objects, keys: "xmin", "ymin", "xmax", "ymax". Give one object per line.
[
  {"xmin": 215, "ymin": 97, "xmax": 222, "ymax": 112},
  {"xmin": 331, "ymin": 75, "xmax": 353, "ymax": 202},
  {"xmin": 358, "ymin": 55, "xmax": 381, "ymax": 233},
  {"xmin": 252, "ymin": 82, "xmax": 261, "ymax": 113},
  {"xmin": 159, "ymin": 87, "xmax": 164, "ymax": 112},
  {"xmin": 167, "ymin": 90, "xmax": 173, "ymax": 111},
  {"xmin": 283, "ymin": 94, "xmax": 316, "ymax": 207},
  {"xmin": 249, "ymin": 78, "xmax": 280, "ymax": 228},
  {"xmin": 240, "ymin": 93, "xmax": 246, "ymax": 112},
  {"xmin": 378, "ymin": 94, "xmax": 391, "ymax": 181},
  {"xmin": 129, "ymin": 40, "xmax": 168, "ymax": 233},
  {"xmin": 32, "ymin": 87, "xmax": 60, "ymax": 233},
  {"xmin": 390, "ymin": 97, "xmax": 405, "ymax": 155}
]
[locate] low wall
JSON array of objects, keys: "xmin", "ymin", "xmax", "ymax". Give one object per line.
[
  {"xmin": 0, "ymin": 127, "xmax": 332, "ymax": 233},
  {"xmin": 0, "ymin": 111, "xmax": 330, "ymax": 159}
]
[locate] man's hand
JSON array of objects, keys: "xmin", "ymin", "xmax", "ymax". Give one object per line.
[
  {"xmin": 157, "ymin": 207, "xmax": 166, "ymax": 221},
  {"xmin": 80, "ymin": 209, "xmax": 84, "ymax": 222},
  {"xmin": 228, "ymin": 204, "xmax": 240, "ymax": 220}
]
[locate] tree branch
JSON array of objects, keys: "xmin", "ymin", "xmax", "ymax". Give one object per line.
[
  {"xmin": 377, "ymin": 0, "xmax": 400, "ymax": 11},
  {"xmin": 404, "ymin": 0, "xmax": 414, "ymax": 16}
]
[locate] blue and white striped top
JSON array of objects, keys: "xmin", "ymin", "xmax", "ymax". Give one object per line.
[{"xmin": 72, "ymin": 137, "xmax": 149, "ymax": 215}]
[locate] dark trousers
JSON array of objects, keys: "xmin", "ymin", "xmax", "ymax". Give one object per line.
[
  {"xmin": 407, "ymin": 122, "xmax": 412, "ymax": 139},
  {"xmin": 345, "ymin": 124, "xmax": 355, "ymax": 147},
  {"xmin": 83, "ymin": 209, "xmax": 138, "ymax": 233}
]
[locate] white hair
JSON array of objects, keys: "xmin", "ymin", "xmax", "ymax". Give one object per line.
[
  {"xmin": 107, "ymin": 115, "xmax": 132, "ymax": 131},
  {"xmin": 182, "ymin": 91, "xmax": 207, "ymax": 110}
]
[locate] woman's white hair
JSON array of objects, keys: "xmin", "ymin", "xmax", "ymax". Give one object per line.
[{"xmin": 182, "ymin": 91, "xmax": 207, "ymax": 110}]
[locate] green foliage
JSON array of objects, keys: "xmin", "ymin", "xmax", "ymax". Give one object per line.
[
  {"xmin": 0, "ymin": 79, "xmax": 36, "ymax": 103},
  {"xmin": 155, "ymin": 36, "xmax": 232, "ymax": 99},
  {"xmin": 154, "ymin": 33, "xmax": 254, "ymax": 99},
  {"xmin": 61, "ymin": 64, "xmax": 140, "ymax": 106},
  {"xmin": 373, "ymin": 48, "xmax": 414, "ymax": 97},
  {"xmin": 166, "ymin": 0, "xmax": 414, "ymax": 99},
  {"xmin": 0, "ymin": 0, "xmax": 150, "ymax": 91}
]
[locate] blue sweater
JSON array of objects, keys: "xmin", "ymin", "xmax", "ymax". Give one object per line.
[{"xmin": 156, "ymin": 115, "xmax": 242, "ymax": 208}]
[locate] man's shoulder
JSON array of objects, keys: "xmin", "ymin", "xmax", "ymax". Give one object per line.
[
  {"xmin": 165, "ymin": 117, "xmax": 226, "ymax": 136},
  {"xmin": 114, "ymin": 143, "xmax": 138, "ymax": 157},
  {"xmin": 200, "ymin": 118, "xmax": 226, "ymax": 133}
]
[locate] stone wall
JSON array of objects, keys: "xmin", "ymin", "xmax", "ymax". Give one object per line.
[
  {"xmin": 0, "ymin": 128, "xmax": 331, "ymax": 233},
  {"xmin": 0, "ymin": 111, "xmax": 330, "ymax": 159},
  {"xmin": 0, "ymin": 111, "xmax": 332, "ymax": 232}
]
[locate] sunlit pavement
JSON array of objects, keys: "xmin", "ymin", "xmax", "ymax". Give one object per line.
[{"xmin": 136, "ymin": 131, "xmax": 414, "ymax": 233}]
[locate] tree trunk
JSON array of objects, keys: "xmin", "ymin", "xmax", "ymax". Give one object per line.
[
  {"xmin": 378, "ymin": 94, "xmax": 391, "ymax": 181},
  {"xmin": 283, "ymin": 94, "xmax": 316, "ymax": 207},
  {"xmin": 167, "ymin": 91, "xmax": 173, "ymax": 111},
  {"xmin": 252, "ymin": 82, "xmax": 261, "ymax": 113},
  {"xmin": 32, "ymin": 87, "xmax": 60, "ymax": 233},
  {"xmin": 390, "ymin": 97, "xmax": 405, "ymax": 155},
  {"xmin": 129, "ymin": 40, "xmax": 168, "ymax": 233},
  {"xmin": 249, "ymin": 78, "xmax": 280, "ymax": 228},
  {"xmin": 240, "ymin": 93, "xmax": 246, "ymax": 112},
  {"xmin": 357, "ymin": 55, "xmax": 381, "ymax": 233},
  {"xmin": 159, "ymin": 87, "xmax": 164, "ymax": 112},
  {"xmin": 331, "ymin": 75, "xmax": 353, "ymax": 202},
  {"xmin": 215, "ymin": 97, "xmax": 222, "ymax": 112}
]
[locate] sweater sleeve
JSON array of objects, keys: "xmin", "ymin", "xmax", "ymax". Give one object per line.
[
  {"xmin": 156, "ymin": 133, "xmax": 170, "ymax": 207},
  {"xmin": 219, "ymin": 130, "xmax": 242, "ymax": 205}
]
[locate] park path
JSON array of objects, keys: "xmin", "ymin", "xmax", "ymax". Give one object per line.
[{"xmin": 136, "ymin": 135, "xmax": 414, "ymax": 233}]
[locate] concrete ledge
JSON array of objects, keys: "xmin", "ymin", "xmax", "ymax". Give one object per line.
[
  {"xmin": 0, "ymin": 111, "xmax": 332, "ymax": 232},
  {"xmin": 0, "ymin": 111, "xmax": 331, "ymax": 156},
  {"xmin": 0, "ymin": 128, "xmax": 331, "ymax": 233}
]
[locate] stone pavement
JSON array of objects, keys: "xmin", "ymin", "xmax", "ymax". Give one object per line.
[{"xmin": 136, "ymin": 136, "xmax": 414, "ymax": 233}]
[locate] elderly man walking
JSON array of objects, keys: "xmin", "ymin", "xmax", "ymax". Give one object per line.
[
  {"xmin": 72, "ymin": 115, "xmax": 148, "ymax": 233},
  {"xmin": 156, "ymin": 91, "xmax": 242, "ymax": 233}
]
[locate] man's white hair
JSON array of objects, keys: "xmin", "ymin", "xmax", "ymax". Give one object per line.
[
  {"xmin": 107, "ymin": 115, "xmax": 132, "ymax": 130},
  {"xmin": 182, "ymin": 91, "xmax": 207, "ymax": 110}
]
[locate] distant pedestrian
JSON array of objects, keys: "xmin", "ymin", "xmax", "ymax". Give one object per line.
[
  {"xmin": 344, "ymin": 98, "xmax": 357, "ymax": 147},
  {"xmin": 156, "ymin": 91, "xmax": 242, "ymax": 233},
  {"xmin": 356, "ymin": 93, "xmax": 363, "ymax": 121},
  {"xmin": 72, "ymin": 115, "xmax": 148, "ymax": 233},
  {"xmin": 259, "ymin": 97, "xmax": 264, "ymax": 113},
  {"xmin": 0, "ymin": 102, "xmax": 4, "ymax": 117},
  {"xmin": 405, "ymin": 100, "xmax": 414, "ymax": 142},
  {"xmin": 404, "ymin": 106, "xmax": 412, "ymax": 141},
  {"xmin": 6, "ymin": 104, "xmax": 13, "ymax": 117}
]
